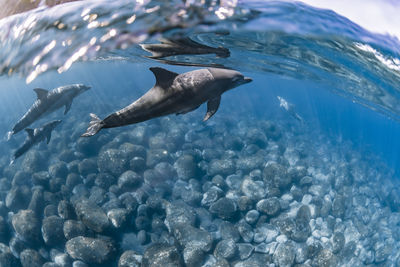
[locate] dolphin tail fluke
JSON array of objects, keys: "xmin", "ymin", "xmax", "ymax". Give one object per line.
[
  {"xmin": 81, "ymin": 113, "xmax": 104, "ymax": 137},
  {"xmin": 6, "ymin": 131, "xmax": 13, "ymax": 141}
]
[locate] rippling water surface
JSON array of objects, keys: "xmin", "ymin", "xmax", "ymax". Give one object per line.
[{"xmin": 1, "ymin": 0, "xmax": 400, "ymax": 266}]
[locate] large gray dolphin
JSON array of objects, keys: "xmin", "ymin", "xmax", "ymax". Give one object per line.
[
  {"xmin": 10, "ymin": 120, "xmax": 62, "ymax": 165},
  {"xmin": 81, "ymin": 67, "xmax": 252, "ymax": 137},
  {"xmin": 7, "ymin": 84, "xmax": 90, "ymax": 140}
]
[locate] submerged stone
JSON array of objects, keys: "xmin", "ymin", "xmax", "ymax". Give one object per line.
[
  {"xmin": 66, "ymin": 236, "xmax": 116, "ymax": 264},
  {"xmin": 214, "ymin": 239, "xmax": 237, "ymax": 260},
  {"xmin": 20, "ymin": 249, "xmax": 45, "ymax": 267},
  {"xmin": 142, "ymin": 243, "xmax": 183, "ymax": 267},
  {"xmin": 183, "ymin": 245, "xmax": 205, "ymax": 267},
  {"xmin": 208, "ymin": 159, "xmax": 235, "ymax": 176},
  {"xmin": 118, "ymin": 250, "xmax": 142, "ymax": 267},
  {"xmin": 42, "ymin": 215, "xmax": 65, "ymax": 246},
  {"xmin": 273, "ymin": 242, "xmax": 295, "ymax": 267},
  {"xmin": 209, "ymin": 197, "xmax": 237, "ymax": 220},
  {"xmin": 74, "ymin": 198, "xmax": 110, "ymax": 233},
  {"xmin": 173, "ymin": 224, "xmax": 213, "ymax": 252},
  {"xmin": 174, "ymin": 154, "xmax": 197, "ymax": 181},
  {"xmin": 98, "ymin": 149, "xmax": 129, "ymax": 176},
  {"xmin": 12, "ymin": 210, "xmax": 41, "ymax": 244},
  {"xmin": 63, "ymin": 220, "xmax": 86, "ymax": 240},
  {"xmin": 256, "ymin": 197, "xmax": 281, "ymax": 216}
]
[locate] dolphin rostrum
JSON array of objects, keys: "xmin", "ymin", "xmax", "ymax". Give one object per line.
[
  {"xmin": 81, "ymin": 67, "xmax": 252, "ymax": 137},
  {"xmin": 7, "ymin": 84, "xmax": 90, "ymax": 140},
  {"xmin": 10, "ymin": 120, "xmax": 61, "ymax": 165}
]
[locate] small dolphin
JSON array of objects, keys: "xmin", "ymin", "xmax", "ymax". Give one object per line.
[
  {"xmin": 140, "ymin": 37, "xmax": 230, "ymax": 59},
  {"xmin": 82, "ymin": 67, "xmax": 252, "ymax": 137},
  {"xmin": 277, "ymin": 96, "xmax": 303, "ymax": 122},
  {"xmin": 10, "ymin": 120, "xmax": 61, "ymax": 165},
  {"xmin": 7, "ymin": 84, "xmax": 90, "ymax": 140}
]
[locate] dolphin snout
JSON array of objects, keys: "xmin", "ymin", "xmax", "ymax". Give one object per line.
[{"xmin": 243, "ymin": 77, "xmax": 252, "ymax": 83}]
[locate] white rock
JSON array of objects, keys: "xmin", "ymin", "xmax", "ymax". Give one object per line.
[
  {"xmin": 302, "ymin": 194, "xmax": 312, "ymax": 205},
  {"xmin": 281, "ymin": 194, "xmax": 293, "ymax": 202},
  {"xmin": 276, "ymin": 235, "xmax": 288, "ymax": 243}
]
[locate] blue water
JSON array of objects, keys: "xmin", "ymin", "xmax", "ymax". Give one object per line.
[{"xmin": 1, "ymin": 0, "xmax": 400, "ymax": 266}]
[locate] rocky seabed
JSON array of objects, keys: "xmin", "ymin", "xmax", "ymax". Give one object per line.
[{"xmin": 0, "ymin": 114, "xmax": 399, "ymax": 267}]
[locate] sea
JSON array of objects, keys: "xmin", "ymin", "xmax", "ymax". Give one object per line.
[{"xmin": 0, "ymin": 0, "xmax": 399, "ymax": 266}]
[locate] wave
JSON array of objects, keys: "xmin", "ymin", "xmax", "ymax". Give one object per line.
[{"xmin": 1, "ymin": 0, "xmax": 400, "ymax": 120}]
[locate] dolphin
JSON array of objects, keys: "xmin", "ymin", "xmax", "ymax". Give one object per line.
[
  {"xmin": 81, "ymin": 67, "xmax": 252, "ymax": 137},
  {"xmin": 140, "ymin": 37, "xmax": 230, "ymax": 59},
  {"xmin": 277, "ymin": 96, "xmax": 303, "ymax": 122},
  {"xmin": 7, "ymin": 84, "xmax": 90, "ymax": 140},
  {"xmin": 10, "ymin": 120, "xmax": 62, "ymax": 165}
]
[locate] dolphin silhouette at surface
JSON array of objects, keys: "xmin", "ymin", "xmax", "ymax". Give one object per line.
[
  {"xmin": 81, "ymin": 67, "xmax": 252, "ymax": 137},
  {"xmin": 140, "ymin": 37, "xmax": 230, "ymax": 59},
  {"xmin": 7, "ymin": 84, "xmax": 91, "ymax": 140},
  {"xmin": 10, "ymin": 120, "xmax": 61, "ymax": 165}
]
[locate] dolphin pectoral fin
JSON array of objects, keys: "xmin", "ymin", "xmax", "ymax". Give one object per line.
[
  {"xmin": 64, "ymin": 101, "xmax": 72, "ymax": 115},
  {"xmin": 46, "ymin": 132, "xmax": 52, "ymax": 144},
  {"xmin": 149, "ymin": 67, "xmax": 179, "ymax": 89},
  {"xmin": 33, "ymin": 88, "xmax": 48, "ymax": 100},
  {"xmin": 203, "ymin": 96, "xmax": 221, "ymax": 121},
  {"xmin": 25, "ymin": 128, "xmax": 34, "ymax": 139}
]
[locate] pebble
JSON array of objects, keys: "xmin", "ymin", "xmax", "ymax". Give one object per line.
[
  {"xmin": 20, "ymin": 249, "xmax": 45, "ymax": 267},
  {"xmin": 219, "ymin": 221, "xmax": 240, "ymax": 242},
  {"xmin": 66, "ymin": 236, "xmax": 116, "ymax": 264},
  {"xmin": 164, "ymin": 200, "xmax": 196, "ymax": 231},
  {"xmin": 183, "ymin": 245, "xmax": 205, "ymax": 267},
  {"xmin": 214, "ymin": 239, "xmax": 237, "ymax": 260},
  {"xmin": 208, "ymin": 159, "xmax": 236, "ymax": 176},
  {"xmin": 118, "ymin": 250, "xmax": 142, "ymax": 267},
  {"xmin": 6, "ymin": 186, "xmax": 31, "ymax": 212},
  {"xmin": 201, "ymin": 186, "xmax": 223, "ymax": 207},
  {"xmin": 209, "ymin": 197, "xmax": 237, "ymax": 220},
  {"xmin": 58, "ymin": 200, "xmax": 75, "ymax": 220},
  {"xmin": 273, "ymin": 242, "xmax": 295, "ymax": 266},
  {"xmin": 237, "ymin": 220, "xmax": 254, "ymax": 243},
  {"xmin": 256, "ymin": 197, "xmax": 281, "ymax": 216},
  {"xmin": 142, "ymin": 243, "xmax": 183, "ymax": 267},
  {"xmin": 74, "ymin": 198, "xmax": 110, "ymax": 232},
  {"xmin": 12, "ymin": 209, "xmax": 41, "ymax": 243},
  {"xmin": 241, "ymin": 177, "xmax": 266, "ymax": 201},
  {"xmin": 332, "ymin": 232, "xmax": 345, "ymax": 254},
  {"xmin": 118, "ymin": 171, "xmax": 142, "ymax": 192},
  {"xmin": 172, "ymin": 224, "xmax": 213, "ymax": 252},
  {"xmin": 108, "ymin": 208, "xmax": 129, "ymax": 228},
  {"xmin": 28, "ymin": 187, "xmax": 44, "ymax": 215},
  {"xmin": 174, "ymin": 154, "xmax": 197, "ymax": 181},
  {"xmin": 237, "ymin": 243, "xmax": 254, "ymax": 260},
  {"xmin": 97, "ymin": 149, "xmax": 129, "ymax": 176},
  {"xmin": 234, "ymin": 252, "xmax": 272, "ymax": 267},
  {"xmin": 42, "ymin": 215, "xmax": 65, "ymax": 246}
]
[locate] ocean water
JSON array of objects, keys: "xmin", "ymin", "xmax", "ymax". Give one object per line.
[{"xmin": 0, "ymin": 0, "xmax": 400, "ymax": 266}]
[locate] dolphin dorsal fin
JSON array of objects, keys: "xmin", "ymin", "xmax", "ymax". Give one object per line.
[
  {"xmin": 25, "ymin": 128, "xmax": 34, "ymax": 138},
  {"xmin": 33, "ymin": 88, "xmax": 48, "ymax": 100},
  {"xmin": 150, "ymin": 67, "xmax": 179, "ymax": 89}
]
